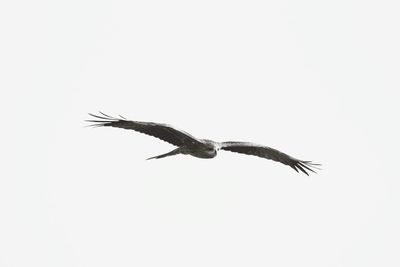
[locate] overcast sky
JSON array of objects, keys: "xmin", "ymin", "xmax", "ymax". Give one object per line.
[{"xmin": 1, "ymin": 0, "xmax": 399, "ymax": 266}]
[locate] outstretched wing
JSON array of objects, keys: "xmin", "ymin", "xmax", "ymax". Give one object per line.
[
  {"xmin": 220, "ymin": 142, "xmax": 320, "ymax": 175},
  {"xmin": 86, "ymin": 112, "xmax": 203, "ymax": 147}
]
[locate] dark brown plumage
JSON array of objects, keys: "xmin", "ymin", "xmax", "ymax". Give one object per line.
[{"xmin": 87, "ymin": 112, "xmax": 321, "ymax": 175}]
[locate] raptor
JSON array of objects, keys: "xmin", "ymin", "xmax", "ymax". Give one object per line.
[{"xmin": 87, "ymin": 112, "xmax": 320, "ymax": 175}]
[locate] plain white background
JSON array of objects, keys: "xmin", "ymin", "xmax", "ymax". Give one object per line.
[{"xmin": 1, "ymin": 0, "xmax": 399, "ymax": 266}]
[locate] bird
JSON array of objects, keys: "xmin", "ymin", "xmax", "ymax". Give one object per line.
[{"xmin": 86, "ymin": 112, "xmax": 321, "ymax": 175}]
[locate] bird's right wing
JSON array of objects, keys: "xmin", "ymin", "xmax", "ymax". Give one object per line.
[
  {"xmin": 86, "ymin": 112, "xmax": 203, "ymax": 148},
  {"xmin": 220, "ymin": 141, "xmax": 320, "ymax": 175}
]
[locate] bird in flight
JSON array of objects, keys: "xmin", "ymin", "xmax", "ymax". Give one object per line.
[{"xmin": 86, "ymin": 112, "xmax": 320, "ymax": 175}]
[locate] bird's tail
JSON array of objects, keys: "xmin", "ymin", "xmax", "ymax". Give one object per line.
[{"xmin": 146, "ymin": 148, "xmax": 181, "ymax": 160}]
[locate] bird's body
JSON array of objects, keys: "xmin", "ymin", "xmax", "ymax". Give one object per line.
[
  {"xmin": 179, "ymin": 139, "xmax": 219, "ymax": 159},
  {"xmin": 87, "ymin": 113, "xmax": 320, "ymax": 175}
]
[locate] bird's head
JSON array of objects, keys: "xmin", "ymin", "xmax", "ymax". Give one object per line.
[{"xmin": 206, "ymin": 146, "xmax": 218, "ymax": 157}]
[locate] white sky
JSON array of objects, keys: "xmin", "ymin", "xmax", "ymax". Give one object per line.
[{"xmin": 1, "ymin": 0, "xmax": 399, "ymax": 266}]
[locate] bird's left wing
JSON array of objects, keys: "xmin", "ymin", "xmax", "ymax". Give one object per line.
[
  {"xmin": 220, "ymin": 142, "xmax": 320, "ymax": 175},
  {"xmin": 86, "ymin": 112, "xmax": 203, "ymax": 148}
]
